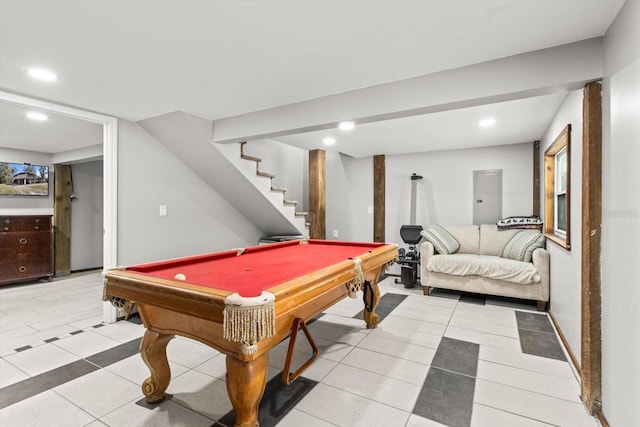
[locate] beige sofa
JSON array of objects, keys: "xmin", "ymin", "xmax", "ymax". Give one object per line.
[{"xmin": 420, "ymin": 224, "xmax": 549, "ymax": 310}]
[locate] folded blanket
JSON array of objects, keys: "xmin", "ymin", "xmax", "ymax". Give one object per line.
[
  {"xmin": 427, "ymin": 254, "xmax": 541, "ymax": 285},
  {"xmin": 497, "ymin": 216, "xmax": 543, "ymax": 230}
]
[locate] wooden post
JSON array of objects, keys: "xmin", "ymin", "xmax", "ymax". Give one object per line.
[
  {"xmin": 581, "ymin": 81, "xmax": 602, "ymax": 415},
  {"xmin": 533, "ymin": 140, "xmax": 540, "ymax": 217},
  {"xmin": 54, "ymin": 164, "xmax": 71, "ymax": 276},
  {"xmin": 309, "ymin": 150, "xmax": 326, "ymax": 239},
  {"xmin": 373, "ymin": 155, "xmax": 385, "ymax": 242}
]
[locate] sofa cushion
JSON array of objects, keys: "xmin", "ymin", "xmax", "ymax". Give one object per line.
[
  {"xmin": 440, "ymin": 225, "xmax": 479, "ymax": 254},
  {"xmin": 427, "ymin": 254, "xmax": 541, "ymax": 284},
  {"xmin": 503, "ymin": 231, "xmax": 546, "ymax": 262},
  {"xmin": 479, "ymin": 224, "xmax": 520, "ymax": 257},
  {"xmin": 421, "ymin": 225, "xmax": 460, "ymax": 254}
]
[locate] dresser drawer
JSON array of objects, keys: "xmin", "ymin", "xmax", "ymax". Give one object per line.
[
  {"xmin": 0, "ymin": 232, "xmax": 53, "ymax": 262},
  {"xmin": 0, "ymin": 216, "xmax": 52, "ymax": 232},
  {"xmin": 0, "ymin": 261, "xmax": 53, "ymax": 281}
]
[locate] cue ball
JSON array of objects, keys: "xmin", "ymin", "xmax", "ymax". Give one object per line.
[{"xmin": 174, "ymin": 273, "xmax": 186, "ymax": 280}]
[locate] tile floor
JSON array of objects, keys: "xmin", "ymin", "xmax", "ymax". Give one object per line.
[{"xmin": 0, "ymin": 271, "xmax": 599, "ymax": 427}]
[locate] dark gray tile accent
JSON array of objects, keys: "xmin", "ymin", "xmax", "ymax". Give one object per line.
[
  {"xmin": 431, "ymin": 337, "xmax": 479, "ymax": 377},
  {"xmin": 44, "ymin": 337, "xmax": 59, "ymax": 343},
  {"xmin": 92, "ymin": 323, "xmax": 105, "ymax": 328},
  {"xmin": 70, "ymin": 330, "xmax": 84, "ymax": 335},
  {"xmin": 0, "ymin": 359, "xmax": 99, "ymax": 409},
  {"xmin": 427, "ymin": 287, "xmax": 462, "ymax": 299},
  {"xmin": 0, "ymin": 337, "xmax": 142, "ymax": 408},
  {"xmin": 353, "ymin": 292, "xmax": 408, "ymax": 322},
  {"xmin": 459, "ymin": 292, "xmax": 486, "ymax": 305},
  {"xmin": 486, "ymin": 295, "xmax": 537, "ymax": 310},
  {"xmin": 413, "ymin": 367, "xmax": 475, "ymax": 427},
  {"xmin": 216, "ymin": 372, "xmax": 317, "ymax": 427},
  {"xmin": 515, "ymin": 311, "xmax": 566, "ymax": 361},
  {"xmin": 15, "ymin": 345, "xmax": 32, "ymax": 352},
  {"xmin": 515, "ymin": 311, "xmax": 555, "ymax": 333},
  {"xmin": 519, "ymin": 329, "xmax": 566, "ymax": 361},
  {"xmin": 86, "ymin": 338, "xmax": 142, "ymax": 368},
  {"xmin": 126, "ymin": 313, "xmax": 142, "ymax": 325},
  {"xmin": 135, "ymin": 393, "xmax": 173, "ymax": 408}
]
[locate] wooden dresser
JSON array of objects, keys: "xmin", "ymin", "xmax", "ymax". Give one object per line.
[{"xmin": 0, "ymin": 215, "xmax": 54, "ymax": 285}]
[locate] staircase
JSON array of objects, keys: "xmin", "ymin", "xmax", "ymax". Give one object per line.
[
  {"xmin": 137, "ymin": 111, "xmax": 308, "ymax": 237},
  {"xmin": 239, "ymin": 142, "xmax": 309, "ymax": 220}
]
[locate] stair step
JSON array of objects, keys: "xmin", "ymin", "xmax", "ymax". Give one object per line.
[
  {"xmin": 271, "ymin": 186, "xmax": 287, "ymax": 193},
  {"xmin": 242, "ymin": 154, "xmax": 262, "ymax": 163},
  {"xmin": 240, "ymin": 141, "xmax": 262, "ymax": 162},
  {"xmin": 295, "ymin": 212, "xmax": 309, "ymax": 217},
  {"xmin": 283, "ymin": 199, "xmax": 298, "ymax": 206},
  {"xmin": 257, "ymin": 171, "xmax": 275, "ymax": 179}
]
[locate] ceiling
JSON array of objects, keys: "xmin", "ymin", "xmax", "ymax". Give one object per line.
[{"xmin": 0, "ymin": 0, "xmax": 625, "ymax": 157}]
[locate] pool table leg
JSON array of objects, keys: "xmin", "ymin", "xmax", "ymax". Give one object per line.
[
  {"xmin": 226, "ymin": 353, "xmax": 269, "ymax": 427},
  {"xmin": 362, "ymin": 280, "xmax": 381, "ymax": 328},
  {"xmin": 140, "ymin": 330, "xmax": 173, "ymax": 403}
]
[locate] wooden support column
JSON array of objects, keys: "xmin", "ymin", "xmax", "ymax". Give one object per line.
[
  {"xmin": 54, "ymin": 164, "xmax": 72, "ymax": 276},
  {"xmin": 533, "ymin": 140, "xmax": 540, "ymax": 217},
  {"xmin": 580, "ymin": 81, "xmax": 602, "ymax": 415},
  {"xmin": 309, "ymin": 150, "xmax": 326, "ymax": 239},
  {"xmin": 373, "ymin": 155, "xmax": 385, "ymax": 242}
]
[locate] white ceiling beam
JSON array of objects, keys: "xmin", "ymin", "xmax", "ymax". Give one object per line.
[{"xmin": 212, "ymin": 38, "xmax": 603, "ymax": 144}]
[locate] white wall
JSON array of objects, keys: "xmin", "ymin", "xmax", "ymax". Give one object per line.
[
  {"xmin": 601, "ymin": 1, "xmax": 640, "ymax": 425},
  {"xmin": 117, "ymin": 120, "xmax": 263, "ymax": 266},
  {"xmin": 325, "ymin": 143, "xmax": 532, "ymax": 274},
  {"xmin": 326, "ymin": 152, "xmax": 373, "ymax": 242},
  {"xmin": 538, "ymin": 89, "xmax": 583, "ymax": 361},
  {"xmin": 70, "ymin": 160, "xmax": 103, "ymax": 271},
  {"xmin": 0, "ymin": 148, "xmax": 53, "ymax": 213}
]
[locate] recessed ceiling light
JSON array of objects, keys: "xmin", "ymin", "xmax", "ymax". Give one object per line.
[
  {"xmin": 27, "ymin": 68, "xmax": 58, "ymax": 82},
  {"xmin": 27, "ymin": 111, "xmax": 48, "ymax": 121},
  {"xmin": 338, "ymin": 121, "xmax": 355, "ymax": 131},
  {"xmin": 323, "ymin": 137, "xmax": 336, "ymax": 146},
  {"xmin": 479, "ymin": 118, "xmax": 496, "ymax": 128}
]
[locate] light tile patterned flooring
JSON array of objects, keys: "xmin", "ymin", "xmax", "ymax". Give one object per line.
[{"xmin": 0, "ymin": 271, "xmax": 599, "ymax": 427}]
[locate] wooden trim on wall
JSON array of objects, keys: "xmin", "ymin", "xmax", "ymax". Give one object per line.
[
  {"xmin": 533, "ymin": 140, "xmax": 540, "ymax": 217},
  {"xmin": 543, "ymin": 125, "xmax": 571, "ymax": 250},
  {"xmin": 308, "ymin": 150, "xmax": 326, "ymax": 239},
  {"xmin": 373, "ymin": 155, "xmax": 385, "ymax": 242},
  {"xmin": 54, "ymin": 164, "xmax": 71, "ymax": 277},
  {"xmin": 580, "ymin": 81, "xmax": 603, "ymax": 415}
]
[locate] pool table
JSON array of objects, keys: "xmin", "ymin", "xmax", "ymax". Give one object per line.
[{"xmin": 104, "ymin": 239, "xmax": 397, "ymax": 427}]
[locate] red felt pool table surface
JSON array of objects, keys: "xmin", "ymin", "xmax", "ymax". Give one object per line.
[{"xmin": 126, "ymin": 239, "xmax": 386, "ymax": 297}]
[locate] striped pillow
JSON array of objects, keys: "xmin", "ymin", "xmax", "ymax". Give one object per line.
[
  {"xmin": 503, "ymin": 231, "xmax": 545, "ymax": 262},
  {"xmin": 421, "ymin": 225, "xmax": 460, "ymax": 255}
]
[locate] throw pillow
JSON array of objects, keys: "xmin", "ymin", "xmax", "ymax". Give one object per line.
[
  {"xmin": 421, "ymin": 225, "xmax": 460, "ymax": 255},
  {"xmin": 503, "ymin": 231, "xmax": 545, "ymax": 262}
]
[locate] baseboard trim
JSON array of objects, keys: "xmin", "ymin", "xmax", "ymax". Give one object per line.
[{"xmin": 548, "ymin": 309, "xmax": 581, "ymax": 377}]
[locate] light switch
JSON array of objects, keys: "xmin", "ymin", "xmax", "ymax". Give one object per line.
[
  {"xmin": 333, "ymin": 229, "xmax": 339, "ymax": 238},
  {"xmin": 368, "ymin": 206, "xmax": 373, "ymax": 214},
  {"xmin": 159, "ymin": 205, "xmax": 167, "ymax": 216}
]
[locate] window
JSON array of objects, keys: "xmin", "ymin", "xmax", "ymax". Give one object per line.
[{"xmin": 544, "ymin": 124, "xmax": 571, "ymax": 249}]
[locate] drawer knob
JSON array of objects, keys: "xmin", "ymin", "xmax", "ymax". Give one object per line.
[
  {"xmin": 19, "ymin": 238, "xmax": 28, "ymax": 245},
  {"xmin": 34, "ymin": 225, "xmax": 40, "ymax": 230},
  {"xmin": 19, "ymin": 266, "xmax": 27, "ymax": 273},
  {"xmin": 4, "ymin": 219, "xmax": 9, "ymax": 224},
  {"xmin": 3, "ymin": 226, "xmax": 8, "ymax": 231}
]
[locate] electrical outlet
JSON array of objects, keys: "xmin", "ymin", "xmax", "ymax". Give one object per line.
[{"xmin": 333, "ymin": 229, "xmax": 339, "ymax": 238}]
